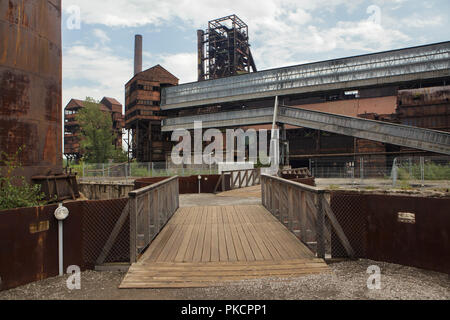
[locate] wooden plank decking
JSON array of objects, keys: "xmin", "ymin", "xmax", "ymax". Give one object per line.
[{"xmin": 120, "ymin": 205, "xmax": 330, "ymax": 289}]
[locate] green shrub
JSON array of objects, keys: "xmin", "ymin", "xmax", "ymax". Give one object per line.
[
  {"xmin": 397, "ymin": 163, "xmax": 450, "ymax": 181},
  {"xmin": 0, "ymin": 149, "xmax": 46, "ymax": 211}
]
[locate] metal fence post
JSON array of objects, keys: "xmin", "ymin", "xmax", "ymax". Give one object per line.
[
  {"xmin": 151, "ymin": 162, "xmax": 154, "ymax": 177},
  {"xmin": 409, "ymin": 158, "xmax": 413, "ymax": 178},
  {"xmin": 82, "ymin": 162, "xmax": 85, "ymax": 177},
  {"xmin": 420, "ymin": 157, "xmax": 425, "ymax": 186},
  {"xmin": 360, "ymin": 157, "xmax": 364, "ymax": 181}
]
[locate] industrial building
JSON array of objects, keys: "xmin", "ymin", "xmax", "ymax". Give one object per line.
[
  {"xmin": 125, "ymin": 35, "xmax": 179, "ymax": 162},
  {"xmin": 124, "ymin": 15, "xmax": 449, "ymax": 173},
  {"xmin": 64, "ymin": 97, "xmax": 124, "ymax": 161}
]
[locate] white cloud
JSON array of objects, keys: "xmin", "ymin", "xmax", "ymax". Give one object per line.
[
  {"xmin": 63, "ymin": 43, "xmax": 197, "ymax": 109},
  {"xmin": 93, "ymin": 29, "xmax": 110, "ymax": 44},
  {"xmin": 63, "ymin": 0, "xmax": 361, "ymax": 28},
  {"xmin": 63, "ymin": 44, "xmax": 132, "ymax": 107}
]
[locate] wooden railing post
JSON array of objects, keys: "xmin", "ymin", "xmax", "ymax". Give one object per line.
[
  {"xmin": 144, "ymin": 193, "xmax": 150, "ymax": 246},
  {"xmin": 300, "ymin": 191, "xmax": 307, "ymax": 243},
  {"xmin": 129, "ymin": 194, "xmax": 138, "ymax": 263},
  {"xmin": 288, "ymin": 185, "xmax": 294, "ymax": 231},
  {"xmin": 221, "ymin": 172, "xmax": 225, "ymax": 192},
  {"xmin": 261, "ymin": 176, "xmax": 266, "ymax": 207},
  {"xmin": 316, "ymin": 192, "xmax": 325, "ymax": 259}
]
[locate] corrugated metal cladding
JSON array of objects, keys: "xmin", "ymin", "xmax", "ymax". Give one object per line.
[{"xmin": 0, "ymin": 0, "xmax": 62, "ymax": 181}]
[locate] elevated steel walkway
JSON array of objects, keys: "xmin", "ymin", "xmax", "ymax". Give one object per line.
[{"xmin": 162, "ymin": 106, "xmax": 450, "ymax": 155}]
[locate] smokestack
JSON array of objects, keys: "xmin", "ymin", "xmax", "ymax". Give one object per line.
[{"xmin": 134, "ymin": 34, "xmax": 143, "ymax": 75}]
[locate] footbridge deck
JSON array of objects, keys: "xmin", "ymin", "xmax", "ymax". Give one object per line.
[{"xmin": 120, "ymin": 205, "xmax": 329, "ymax": 289}]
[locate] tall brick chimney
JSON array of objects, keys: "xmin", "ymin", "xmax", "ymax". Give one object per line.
[{"xmin": 134, "ymin": 34, "xmax": 143, "ymax": 75}]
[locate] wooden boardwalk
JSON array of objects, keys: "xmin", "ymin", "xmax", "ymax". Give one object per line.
[{"xmin": 120, "ymin": 205, "xmax": 329, "ymax": 289}]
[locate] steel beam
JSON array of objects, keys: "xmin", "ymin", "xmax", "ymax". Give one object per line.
[
  {"xmin": 161, "ymin": 107, "xmax": 450, "ymax": 155},
  {"xmin": 278, "ymin": 107, "xmax": 450, "ymax": 155}
]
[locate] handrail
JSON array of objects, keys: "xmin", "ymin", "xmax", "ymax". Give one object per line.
[
  {"xmin": 261, "ymin": 174, "xmax": 355, "ymax": 259},
  {"xmin": 261, "ymin": 174, "xmax": 324, "ymax": 194},
  {"xmin": 129, "ymin": 175, "xmax": 179, "ymax": 197},
  {"xmin": 128, "ymin": 176, "xmax": 180, "ymax": 262},
  {"xmin": 213, "ymin": 168, "xmax": 261, "ymax": 193}
]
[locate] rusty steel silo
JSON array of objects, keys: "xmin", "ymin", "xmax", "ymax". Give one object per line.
[{"xmin": 0, "ymin": 0, "xmax": 62, "ymax": 181}]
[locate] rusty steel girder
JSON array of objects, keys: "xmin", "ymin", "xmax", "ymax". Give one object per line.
[{"xmin": 0, "ymin": 0, "xmax": 62, "ymax": 182}]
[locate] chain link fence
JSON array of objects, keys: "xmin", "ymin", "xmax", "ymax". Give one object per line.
[
  {"xmin": 307, "ymin": 155, "xmax": 450, "ymax": 187},
  {"xmin": 69, "ymin": 162, "xmax": 219, "ymax": 181}
]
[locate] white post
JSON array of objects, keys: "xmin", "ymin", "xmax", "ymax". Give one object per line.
[
  {"xmin": 54, "ymin": 204, "xmax": 69, "ymax": 277},
  {"xmin": 58, "ymin": 220, "xmax": 63, "ymax": 276},
  {"xmin": 392, "ymin": 158, "xmax": 398, "ymax": 187}
]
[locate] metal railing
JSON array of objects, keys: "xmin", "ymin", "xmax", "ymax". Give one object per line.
[
  {"xmin": 129, "ymin": 176, "xmax": 179, "ymax": 262},
  {"xmin": 261, "ymin": 174, "xmax": 354, "ymax": 259},
  {"xmin": 96, "ymin": 176, "xmax": 179, "ymax": 265},
  {"xmin": 213, "ymin": 168, "xmax": 261, "ymax": 193}
]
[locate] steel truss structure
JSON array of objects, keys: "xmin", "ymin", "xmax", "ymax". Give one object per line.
[
  {"xmin": 198, "ymin": 15, "xmax": 257, "ymax": 81},
  {"xmin": 163, "ymin": 41, "xmax": 450, "ymax": 110}
]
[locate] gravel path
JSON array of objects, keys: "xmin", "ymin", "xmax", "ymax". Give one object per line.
[{"xmin": 1, "ymin": 259, "xmax": 448, "ymax": 300}]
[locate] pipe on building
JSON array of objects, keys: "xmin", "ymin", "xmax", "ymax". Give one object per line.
[{"xmin": 197, "ymin": 30, "xmax": 205, "ymax": 81}]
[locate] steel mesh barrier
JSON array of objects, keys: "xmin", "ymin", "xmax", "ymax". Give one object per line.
[
  {"xmin": 329, "ymin": 193, "xmax": 367, "ymax": 258},
  {"xmin": 82, "ymin": 199, "xmax": 129, "ymax": 267}
]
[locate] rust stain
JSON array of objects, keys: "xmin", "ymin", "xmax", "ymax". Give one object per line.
[
  {"xmin": 45, "ymin": 82, "xmax": 60, "ymax": 121},
  {"xmin": 43, "ymin": 125, "xmax": 57, "ymax": 164},
  {"xmin": 0, "ymin": 119, "xmax": 38, "ymax": 166},
  {"xmin": 5, "ymin": 1, "xmax": 15, "ymax": 23},
  {"xmin": 0, "ymin": 25, "xmax": 8, "ymax": 64},
  {"xmin": 0, "ymin": 71, "xmax": 30, "ymax": 116}
]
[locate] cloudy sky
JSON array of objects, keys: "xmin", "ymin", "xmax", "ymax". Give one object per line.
[{"xmin": 61, "ymin": 0, "xmax": 449, "ymax": 108}]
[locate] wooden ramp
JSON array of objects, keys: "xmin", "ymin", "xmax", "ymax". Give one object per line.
[{"xmin": 120, "ymin": 205, "xmax": 330, "ymax": 289}]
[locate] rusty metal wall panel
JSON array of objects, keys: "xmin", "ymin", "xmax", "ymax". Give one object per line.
[
  {"xmin": 0, "ymin": 198, "xmax": 130, "ymax": 291},
  {"xmin": 0, "ymin": 201, "xmax": 84, "ymax": 291},
  {"xmin": 398, "ymin": 86, "xmax": 450, "ymax": 107},
  {"xmin": 0, "ymin": 0, "xmax": 62, "ymax": 181},
  {"xmin": 330, "ymin": 192, "xmax": 450, "ymax": 274},
  {"xmin": 364, "ymin": 195, "xmax": 450, "ymax": 275},
  {"xmin": 135, "ymin": 175, "xmax": 229, "ymax": 194}
]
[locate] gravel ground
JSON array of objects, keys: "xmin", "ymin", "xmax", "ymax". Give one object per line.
[{"xmin": 1, "ymin": 259, "xmax": 448, "ymax": 300}]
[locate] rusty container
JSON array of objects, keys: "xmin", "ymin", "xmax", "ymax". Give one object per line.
[{"xmin": 0, "ymin": 0, "xmax": 62, "ymax": 181}]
